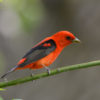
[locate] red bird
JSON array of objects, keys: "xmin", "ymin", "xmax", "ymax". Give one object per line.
[{"xmin": 1, "ymin": 31, "xmax": 80, "ymax": 78}]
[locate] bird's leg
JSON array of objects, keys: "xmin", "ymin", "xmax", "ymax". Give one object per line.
[
  {"xmin": 29, "ymin": 69, "xmax": 36, "ymax": 83},
  {"xmin": 30, "ymin": 69, "xmax": 34, "ymax": 77},
  {"xmin": 44, "ymin": 66, "xmax": 51, "ymax": 75},
  {"xmin": 29, "ymin": 69, "xmax": 38, "ymax": 85}
]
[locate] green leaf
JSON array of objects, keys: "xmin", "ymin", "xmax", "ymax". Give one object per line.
[
  {"xmin": 0, "ymin": 0, "xmax": 3, "ymax": 2},
  {"xmin": 0, "ymin": 88, "xmax": 6, "ymax": 91}
]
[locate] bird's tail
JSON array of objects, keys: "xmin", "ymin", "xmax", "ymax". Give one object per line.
[{"xmin": 0, "ymin": 65, "xmax": 18, "ymax": 79}]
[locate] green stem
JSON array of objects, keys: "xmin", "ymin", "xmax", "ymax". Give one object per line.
[{"xmin": 0, "ymin": 60, "xmax": 100, "ymax": 88}]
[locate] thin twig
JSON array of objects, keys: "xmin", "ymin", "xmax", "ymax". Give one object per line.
[{"xmin": 0, "ymin": 60, "xmax": 100, "ymax": 88}]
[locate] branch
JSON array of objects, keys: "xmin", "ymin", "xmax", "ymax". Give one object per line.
[{"xmin": 0, "ymin": 60, "xmax": 100, "ymax": 88}]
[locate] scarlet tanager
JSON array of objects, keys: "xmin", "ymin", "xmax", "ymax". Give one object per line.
[{"xmin": 1, "ymin": 31, "xmax": 80, "ymax": 78}]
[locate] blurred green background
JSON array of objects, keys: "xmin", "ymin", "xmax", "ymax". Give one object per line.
[{"xmin": 0, "ymin": 0, "xmax": 100, "ymax": 100}]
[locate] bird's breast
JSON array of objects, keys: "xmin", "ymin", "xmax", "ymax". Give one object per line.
[{"xmin": 36, "ymin": 47, "xmax": 62, "ymax": 67}]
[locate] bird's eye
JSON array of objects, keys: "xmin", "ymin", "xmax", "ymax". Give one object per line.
[{"xmin": 66, "ymin": 36, "xmax": 71, "ymax": 40}]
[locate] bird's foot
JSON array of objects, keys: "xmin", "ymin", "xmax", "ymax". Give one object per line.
[
  {"xmin": 30, "ymin": 70, "xmax": 35, "ymax": 83},
  {"xmin": 44, "ymin": 67, "xmax": 51, "ymax": 75}
]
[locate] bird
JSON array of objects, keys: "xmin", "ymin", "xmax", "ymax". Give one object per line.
[{"xmin": 0, "ymin": 31, "xmax": 80, "ymax": 79}]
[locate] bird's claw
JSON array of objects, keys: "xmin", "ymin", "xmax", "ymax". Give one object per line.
[
  {"xmin": 30, "ymin": 73, "xmax": 34, "ymax": 77},
  {"xmin": 30, "ymin": 70, "xmax": 35, "ymax": 82},
  {"xmin": 47, "ymin": 69, "xmax": 51, "ymax": 75},
  {"xmin": 44, "ymin": 67, "xmax": 51, "ymax": 75}
]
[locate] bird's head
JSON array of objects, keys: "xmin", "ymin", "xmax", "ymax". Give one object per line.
[{"xmin": 52, "ymin": 31, "xmax": 80, "ymax": 48}]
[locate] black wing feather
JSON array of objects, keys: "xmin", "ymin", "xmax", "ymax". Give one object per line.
[{"xmin": 19, "ymin": 39, "xmax": 56, "ymax": 67}]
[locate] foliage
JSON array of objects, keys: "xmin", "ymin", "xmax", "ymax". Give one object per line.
[
  {"xmin": 0, "ymin": 0, "xmax": 3, "ymax": 2},
  {"xmin": 0, "ymin": 88, "xmax": 6, "ymax": 91},
  {"xmin": 5, "ymin": 0, "xmax": 44, "ymax": 31}
]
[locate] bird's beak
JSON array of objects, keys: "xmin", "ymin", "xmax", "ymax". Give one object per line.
[{"xmin": 72, "ymin": 37, "xmax": 80, "ymax": 43}]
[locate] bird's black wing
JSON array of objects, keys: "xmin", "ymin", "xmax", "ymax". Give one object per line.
[{"xmin": 19, "ymin": 39, "xmax": 56, "ymax": 67}]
